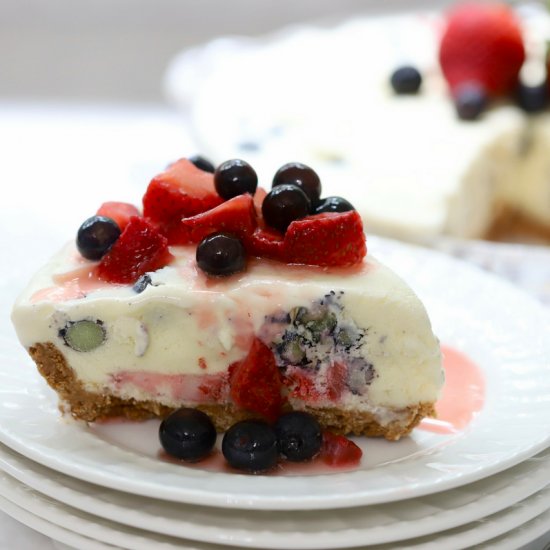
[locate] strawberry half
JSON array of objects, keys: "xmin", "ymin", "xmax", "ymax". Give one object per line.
[
  {"xmin": 171, "ymin": 194, "xmax": 257, "ymax": 245},
  {"xmin": 143, "ymin": 158, "xmax": 223, "ymax": 241},
  {"xmin": 439, "ymin": 3, "xmax": 525, "ymax": 97},
  {"xmin": 96, "ymin": 201, "xmax": 140, "ymax": 232},
  {"xmin": 97, "ymin": 216, "xmax": 174, "ymax": 284},
  {"xmin": 229, "ymin": 337, "xmax": 284, "ymax": 422},
  {"xmin": 283, "ymin": 211, "xmax": 366, "ymax": 267}
]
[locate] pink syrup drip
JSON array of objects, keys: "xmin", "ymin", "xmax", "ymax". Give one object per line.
[
  {"xmin": 419, "ymin": 345, "xmax": 485, "ymax": 435},
  {"xmin": 30, "ymin": 265, "xmax": 112, "ymax": 303}
]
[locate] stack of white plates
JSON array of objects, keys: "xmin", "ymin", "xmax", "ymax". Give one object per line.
[{"xmin": 1, "ymin": 238, "xmax": 549, "ymax": 550}]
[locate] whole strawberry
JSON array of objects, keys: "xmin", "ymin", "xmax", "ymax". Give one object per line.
[{"xmin": 439, "ymin": 3, "xmax": 525, "ymax": 98}]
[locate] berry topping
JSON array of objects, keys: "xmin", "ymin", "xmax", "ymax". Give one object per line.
[
  {"xmin": 439, "ymin": 3, "xmax": 525, "ymax": 97},
  {"xmin": 76, "ymin": 216, "xmax": 121, "ymax": 261},
  {"xmin": 222, "ymin": 420, "xmax": 278, "ymax": 472},
  {"xmin": 143, "ymin": 158, "xmax": 223, "ymax": 240},
  {"xmin": 173, "ymin": 194, "xmax": 257, "ymax": 246},
  {"xmin": 262, "ymin": 184, "xmax": 311, "ymax": 234},
  {"xmin": 96, "ymin": 202, "xmax": 140, "ymax": 232},
  {"xmin": 272, "ymin": 162, "xmax": 322, "ymax": 204},
  {"xmin": 196, "ymin": 233, "xmax": 246, "ymax": 277},
  {"xmin": 159, "ymin": 408, "xmax": 217, "ymax": 462},
  {"xmin": 517, "ymin": 83, "xmax": 548, "ymax": 114},
  {"xmin": 230, "ymin": 337, "xmax": 284, "ymax": 422},
  {"xmin": 248, "ymin": 227, "xmax": 285, "ymax": 261},
  {"xmin": 275, "ymin": 412, "xmax": 322, "ymax": 462},
  {"xmin": 132, "ymin": 274, "xmax": 153, "ymax": 294},
  {"xmin": 214, "ymin": 159, "xmax": 258, "ymax": 200},
  {"xmin": 454, "ymin": 82, "xmax": 488, "ymax": 121},
  {"xmin": 284, "ymin": 211, "xmax": 366, "ymax": 267},
  {"xmin": 390, "ymin": 66, "xmax": 422, "ymax": 94},
  {"xmin": 320, "ymin": 431, "xmax": 362, "ymax": 467},
  {"xmin": 188, "ymin": 155, "xmax": 215, "ymax": 173},
  {"xmin": 315, "ymin": 196, "xmax": 355, "ymax": 214},
  {"xmin": 60, "ymin": 319, "xmax": 105, "ymax": 352},
  {"xmin": 97, "ymin": 216, "xmax": 174, "ymax": 284}
]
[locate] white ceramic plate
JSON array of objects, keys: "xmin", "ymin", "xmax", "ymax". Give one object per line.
[
  {"xmin": 1, "ymin": 238, "xmax": 549, "ymax": 510},
  {"xmin": 0, "ymin": 443, "xmax": 548, "ymax": 548},
  {"xmin": 0, "ymin": 466, "xmax": 549, "ymax": 550}
]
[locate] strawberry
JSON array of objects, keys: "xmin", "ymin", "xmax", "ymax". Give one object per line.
[
  {"xmin": 253, "ymin": 186, "xmax": 268, "ymax": 222},
  {"xmin": 97, "ymin": 216, "xmax": 174, "ymax": 284},
  {"xmin": 171, "ymin": 194, "xmax": 257, "ymax": 245},
  {"xmin": 439, "ymin": 3, "xmax": 525, "ymax": 97},
  {"xmin": 320, "ymin": 432, "xmax": 362, "ymax": 467},
  {"xmin": 283, "ymin": 211, "xmax": 366, "ymax": 267},
  {"xmin": 326, "ymin": 362, "xmax": 347, "ymax": 401},
  {"xmin": 142, "ymin": 158, "xmax": 223, "ymax": 240},
  {"xmin": 96, "ymin": 201, "xmax": 140, "ymax": 232},
  {"xmin": 247, "ymin": 227, "xmax": 285, "ymax": 260},
  {"xmin": 229, "ymin": 337, "xmax": 284, "ymax": 422}
]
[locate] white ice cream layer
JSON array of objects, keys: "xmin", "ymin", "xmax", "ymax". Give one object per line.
[{"xmin": 12, "ymin": 244, "xmax": 443, "ymax": 410}]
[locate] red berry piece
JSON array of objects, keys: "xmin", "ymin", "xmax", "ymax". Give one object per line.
[
  {"xmin": 97, "ymin": 216, "xmax": 174, "ymax": 284},
  {"xmin": 283, "ymin": 211, "xmax": 366, "ymax": 267},
  {"xmin": 247, "ymin": 227, "xmax": 285, "ymax": 261},
  {"xmin": 172, "ymin": 194, "xmax": 257, "ymax": 245},
  {"xmin": 96, "ymin": 202, "xmax": 140, "ymax": 232},
  {"xmin": 439, "ymin": 3, "xmax": 525, "ymax": 97},
  {"xmin": 143, "ymin": 159, "xmax": 223, "ymax": 240},
  {"xmin": 229, "ymin": 337, "xmax": 284, "ymax": 422},
  {"xmin": 320, "ymin": 431, "xmax": 362, "ymax": 467}
]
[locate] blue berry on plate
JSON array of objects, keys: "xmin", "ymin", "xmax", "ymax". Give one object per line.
[
  {"xmin": 315, "ymin": 196, "xmax": 355, "ymax": 214},
  {"xmin": 275, "ymin": 411, "xmax": 322, "ymax": 462},
  {"xmin": 76, "ymin": 216, "xmax": 121, "ymax": 260},
  {"xmin": 214, "ymin": 159, "xmax": 258, "ymax": 200},
  {"xmin": 189, "ymin": 155, "xmax": 215, "ymax": 173},
  {"xmin": 159, "ymin": 408, "xmax": 217, "ymax": 462},
  {"xmin": 454, "ymin": 82, "xmax": 488, "ymax": 121},
  {"xmin": 222, "ymin": 420, "xmax": 278, "ymax": 472},
  {"xmin": 517, "ymin": 83, "xmax": 547, "ymax": 114},
  {"xmin": 272, "ymin": 162, "xmax": 322, "ymax": 204},
  {"xmin": 196, "ymin": 232, "xmax": 246, "ymax": 277},
  {"xmin": 390, "ymin": 66, "xmax": 422, "ymax": 94},
  {"xmin": 262, "ymin": 184, "xmax": 311, "ymax": 233}
]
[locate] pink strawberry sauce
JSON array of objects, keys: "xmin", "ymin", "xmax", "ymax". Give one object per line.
[{"xmin": 419, "ymin": 345, "xmax": 485, "ymax": 435}]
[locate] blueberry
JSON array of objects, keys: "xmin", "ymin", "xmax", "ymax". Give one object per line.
[
  {"xmin": 390, "ymin": 66, "xmax": 422, "ymax": 94},
  {"xmin": 262, "ymin": 184, "xmax": 311, "ymax": 233},
  {"xmin": 315, "ymin": 196, "xmax": 355, "ymax": 214},
  {"xmin": 272, "ymin": 162, "xmax": 322, "ymax": 204},
  {"xmin": 59, "ymin": 319, "xmax": 105, "ymax": 352},
  {"xmin": 188, "ymin": 155, "xmax": 215, "ymax": 173},
  {"xmin": 133, "ymin": 274, "xmax": 152, "ymax": 293},
  {"xmin": 76, "ymin": 216, "xmax": 121, "ymax": 260},
  {"xmin": 159, "ymin": 408, "xmax": 217, "ymax": 462},
  {"xmin": 222, "ymin": 420, "xmax": 278, "ymax": 472},
  {"xmin": 454, "ymin": 82, "xmax": 488, "ymax": 121},
  {"xmin": 275, "ymin": 412, "xmax": 322, "ymax": 462},
  {"xmin": 214, "ymin": 159, "xmax": 258, "ymax": 200},
  {"xmin": 517, "ymin": 83, "xmax": 547, "ymax": 114},
  {"xmin": 196, "ymin": 232, "xmax": 246, "ymax": 276}
]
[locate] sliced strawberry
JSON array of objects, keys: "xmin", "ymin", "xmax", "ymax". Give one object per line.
[
  {"xmin": 97, "ymin": 216, "xmax": 174, "ymax": 284},
  {"xmin": 320, "ymin": 431, "xmax": 362, "ymax": 467},
  {"xmin": 439, "ymin": 3, "xmax": 525, "ymax": 97},
  {"xmin": 248, "ymin": 227, "xmax": 285, "ymax": 260},
  {"xmin": 230, "ymin": 338, "xmax": 284, "ymax": 422},
  {"xmin": 142, "ymin": 158, "xmax": 223, "ymax": 240},
  {"xmin": 326, "ymin": 362, "xmax": 347, "ymax": 402},
  {"xmin": 284, "ymin": 211, "xmax": 366, "ymax": 267},
  {"xmin": 170, "ymin": 194, "xmax": 257, "ymax": 245},
  {"xmin": 284, "ymin": 367, "xmax": 322, "ymax": 402},
  {"xmin": 253, "ymin": 186, "xmax": 268, "ymax": 223},
  {"xmin": 96, "ymin": 201, "xmax": 140, "ymax": 232}
]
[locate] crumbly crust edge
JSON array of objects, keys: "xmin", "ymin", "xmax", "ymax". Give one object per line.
[
  {"xmin": 487, "ymin": 204, "xmax": 550, "ymax": 243},
  {"xmin": 29, "ymin": 342, "xmax": 435, "ymax": 441}
]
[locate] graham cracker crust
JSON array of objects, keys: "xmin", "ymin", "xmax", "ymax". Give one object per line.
[
  {"xmin": 486, "ymin": 205, "xmax": 550, "ymax": 244},
  {"xmin": 29, "ymin": 342, "xmax": 435, "ymax": 441}
]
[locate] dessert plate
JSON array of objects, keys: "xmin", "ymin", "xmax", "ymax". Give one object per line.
[
  {"xmin": 1, "ymin": 238, "xmax": 549, "ymax": 510},
  {"xmin": 0, "ymin": 442, "xmax": 548, "ymax": 548},
  {"xmin": 0, "ymin": 465, "xmax": 548, "ymax": 550}
]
